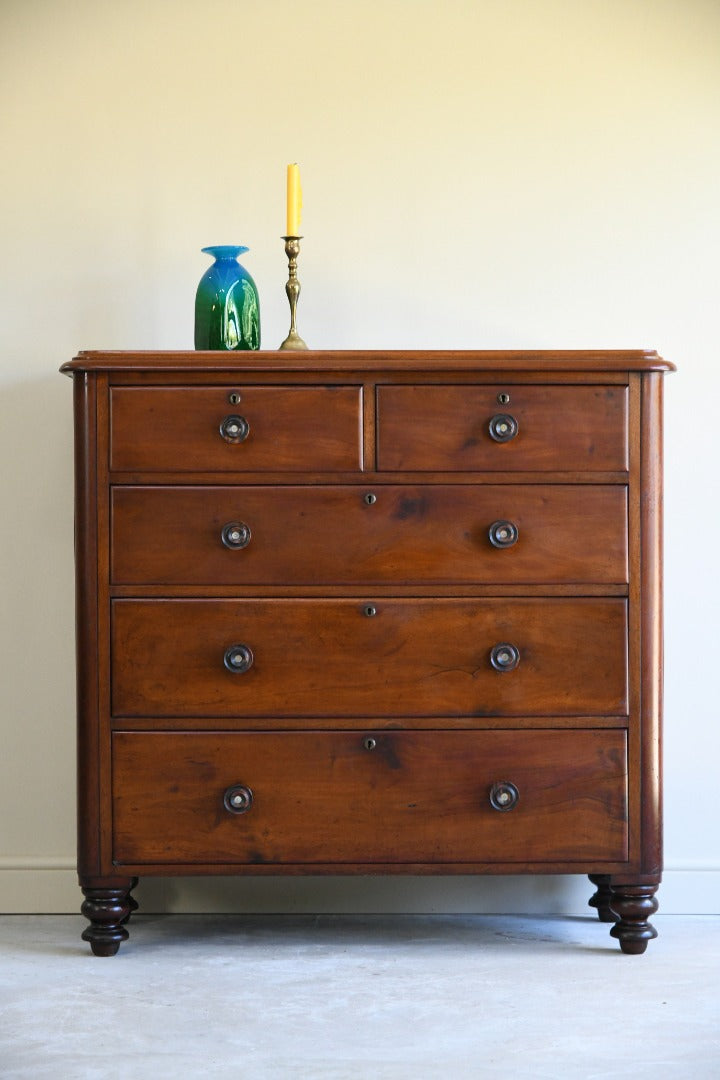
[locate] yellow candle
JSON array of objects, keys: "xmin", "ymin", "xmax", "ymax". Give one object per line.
[{"xmin": 286, "ymin": 163, "xmax": 302, "ymax": 236}]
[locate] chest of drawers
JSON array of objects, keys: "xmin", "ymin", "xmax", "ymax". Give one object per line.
[{"xmin": 61, "ymin": 350, "xmax": 673, "ymax": 955}]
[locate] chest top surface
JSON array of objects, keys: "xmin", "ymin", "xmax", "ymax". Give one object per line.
[{"xmin": 62, "ymin": 348, "xmax": 674, "ymax": 375}]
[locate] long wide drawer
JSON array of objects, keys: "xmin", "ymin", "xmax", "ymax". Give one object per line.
[
  {"xmin": 111, "ymin": 484, "xmax": 628, "ymax": 585},
  {"xmin": 109, "ymin": 386, "xmax": 363, "ymax": 472},
  {"xmin": 376, "ymin": 385, "xmax": 628, "ymax": 471},
  {"xmin": 111, "ymin": 729, "xmax": 629, "ymax": 865},
  {"xmin": 111, "ymin": 598, "xmax": 628, "ymax": 717}
]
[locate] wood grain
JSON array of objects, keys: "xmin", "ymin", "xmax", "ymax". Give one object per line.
[
  {"xmin": 109, "ymin": 385, "xmax": 362, "ymax": 472},
  {"xmin": 111, "ymin": 598, "xmax": 629, "ymax": 718},
  {"xmin": 62, "ymin": 350, "xmax": 669, "ymax": 955},
  {"xmin": 73, "ymin": 373, "xmax": 101, "ymax": 877},
  {"xmin": 112, "ymin": 729, "xmax": 629, "ymax": 865},
  {"xmin": 62, "ymin": 349, "xmax": 674, "ymax": 374},
  {"xmin": 377, "ymin": 385, "xmax": 628, "ymax": 471},
  {"xmin": 110, "ymin": 484, "xmax": 628, "ymax": 586}
]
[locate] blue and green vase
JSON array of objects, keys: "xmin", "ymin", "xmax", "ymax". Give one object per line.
[{"xmin": 194, "ymin": 245, "xmax": 260, "ymax": 350}]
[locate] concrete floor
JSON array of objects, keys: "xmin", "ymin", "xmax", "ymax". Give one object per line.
[{"xmin": 0, "ymin": 914, "xmax": 718, "ymax": 1079}]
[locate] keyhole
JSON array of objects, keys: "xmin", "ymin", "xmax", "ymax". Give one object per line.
[
  {"xmin": 497, "ymin": 392, "xmax": 510, "ymax": 405},
  {"xmin": 228, "ymin": 392, "xmax": 241, "ymax": 404}
]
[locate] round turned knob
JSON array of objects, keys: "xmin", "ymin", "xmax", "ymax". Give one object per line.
[
  {"xmin": 488, "ymin": 413, "xmax": 518, "ymax": 443},
  {"xmin": 223, "ymin": 644, "xmax": 254, "ymax": 674},
  {"xmin": 489, "ymin": 780, "xmax": 519, "ymax": 812},
  {"xmin": 490, "ymin": 643, "xmax": 521, "ymax": 672},
  {"xmin": 221, "ymin": 521, "xmax": 251, "ymax": 549},
  {"xmin": 488, "ymin": 520, "xmax": 519, "ymax": 549},
  {"xmin": 223, "ymin": 784, "xmax": 253, "ymax": 814},
  {"xmin": 219, "ymin": 415, "xmax": 250, "ymax": 443}
]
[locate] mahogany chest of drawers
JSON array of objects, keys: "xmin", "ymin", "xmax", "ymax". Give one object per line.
[{"xmin": 61, "ymin": 350, "xmax": 673, "ymax": 955}]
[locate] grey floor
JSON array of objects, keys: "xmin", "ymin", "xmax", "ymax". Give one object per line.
[{"xmin": 0, "ymin": 914, "xmax": 718, "ymax": 1079}]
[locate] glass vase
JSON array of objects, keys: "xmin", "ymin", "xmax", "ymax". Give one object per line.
[{"xmin": 194, "ymin": 245, "xmax": 260, "ymax": 350}]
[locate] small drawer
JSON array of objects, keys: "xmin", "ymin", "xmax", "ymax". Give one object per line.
[
  {"xmin": 111, "ymin": 729, "xmax": 629, "ymax": 865},
  {"xmin": 109, "ymin": 386, "xmax": 362, "ymax": 472},
  {"xmin": 376, "ymin": 385, "xmax": 628, "ymax": 471},
  {"xmin": 111, "ymin": 484, "xmax": 628, "ymax": 586},
  {"xmin": 111, "ymin": 598, "xmax": 628, "ymax": 718}
]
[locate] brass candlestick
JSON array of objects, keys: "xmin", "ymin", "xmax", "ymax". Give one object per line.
[{"xmin": 279, "ymin": 235, "xmax": 308, "ymax": 350}]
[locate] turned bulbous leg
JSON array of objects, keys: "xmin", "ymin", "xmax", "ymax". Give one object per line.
[
  {"xmin": 120, "ymin": 877, "xmax": 140, "ymax": 925},
  {"xmin": 588, "ymin": 874, "xmax": 618, "ymax": 923},
  {"xmin": 609, "ymin": 883, "xmax": 659, "ymax": 954},
  {"xmin": 80, "ymin": 886, "xmax": 131, "ymax": 956}
]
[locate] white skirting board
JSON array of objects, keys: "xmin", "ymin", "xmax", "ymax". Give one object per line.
[{"xmin": 1, "ymin": 861, "xmax": 718, "ymax": 915}]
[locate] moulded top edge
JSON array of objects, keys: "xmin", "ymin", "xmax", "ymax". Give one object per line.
[{"xmin": 60, "ymin": 349, "xmax": 675, "ymax": 375}]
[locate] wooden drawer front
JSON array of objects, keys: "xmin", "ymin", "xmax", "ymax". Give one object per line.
[
  {"xmin": 111, "ymin": 484, "xmax": 628, "ymax": 586},
  {"xmin": 109, "ymin": 386, "xmax": 362, "ymax": 472},
  {"xmin": 377, "ymin": 385, "xmax": 628, "ymax": 471},
  {"xmin": 112, "ymin": 730, "xmax": 628, "ymax": 865},
  {"xmin": 111, "ymin": 598, "xmax": 628, "ymax": 718}
]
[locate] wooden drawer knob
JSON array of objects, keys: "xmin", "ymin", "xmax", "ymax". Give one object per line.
[
  {"xmin": 488, "ymin": 413, "xmax": 518, "ymax": 442},
  {"xmin": 221, "ymin": 521, "xmax": 252, "ymax": 549},
  {"xmin": 488, "ymin": 520, "xmax": 519, "ymax": 548},
  {"xmin": 223, "ymin": 644, "xmax": 254, "ymax": 674},
  {"xmin": 223, "ymin": 784, "xmax": 253, "ymax": 814},
  {"xmin": 219, "ymin": 415, "xmax": 250, "ymax": 443},
  {"xmin": 489, "ymin": 780, "xmax": 519, "ymax": 812},
  {"xmin": 490, "ymin": 643, "xmax": 520, "ymax": 672}
]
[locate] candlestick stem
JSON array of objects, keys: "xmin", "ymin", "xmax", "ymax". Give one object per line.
[{"xmin": 279, "ymin": 236, "xmax": 308, "ymax": 350}]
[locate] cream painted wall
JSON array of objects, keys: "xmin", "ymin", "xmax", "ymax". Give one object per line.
[{"xmin": 1, "ymin": 0, "xmax": 718, "ymax": 915}]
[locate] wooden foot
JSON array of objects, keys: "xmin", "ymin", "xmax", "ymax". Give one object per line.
[
  {"xmin": 120, "ymin": 878, "xmax": 140, "ymax": 925},
  {"xmin": 588, "ymin": 874, "xmax": 618, "ymax": 923},
  {"xmin": 81, "ymin": 886, "xmax": 131, "ymax": 956},
  {"xmin": 609, "ymin": 883, "xmax": 659, "ymax": 954}
]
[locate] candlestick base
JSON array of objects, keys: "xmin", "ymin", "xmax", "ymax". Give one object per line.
[
  {"xmin": 279, "ymin": 236, "xmax": 308, "ymax": 351},
  {"xmin": 279, "ymin": 328, "xmax": 308, "ymax": 350}
]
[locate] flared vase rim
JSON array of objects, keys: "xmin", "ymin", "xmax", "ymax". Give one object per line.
[{"xmin": 201, "ymin": 245, "xmax": 250, "ymax": 260}]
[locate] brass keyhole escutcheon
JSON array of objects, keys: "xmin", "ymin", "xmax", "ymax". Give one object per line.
[{"xmin": 363, "ymin": 737, "xmax": 377, "ymax": 751}]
